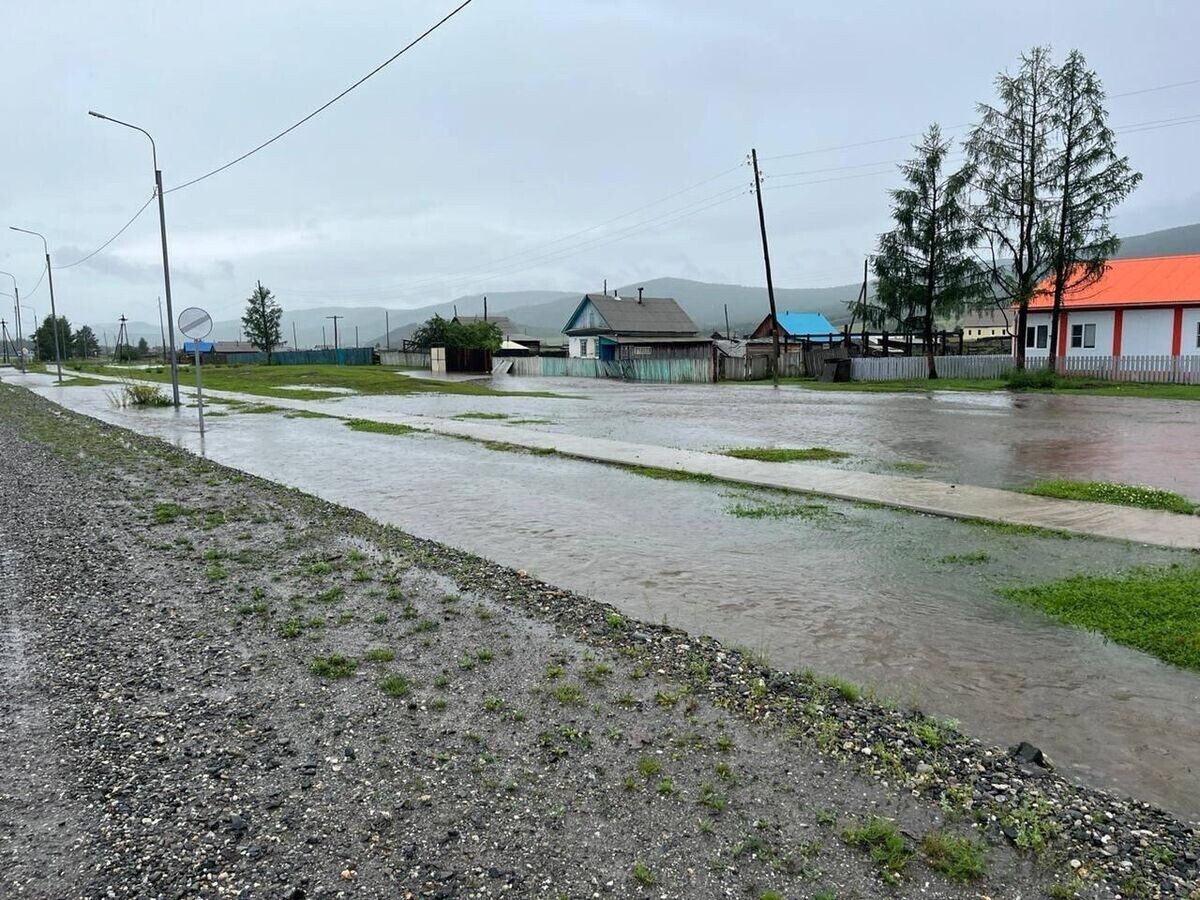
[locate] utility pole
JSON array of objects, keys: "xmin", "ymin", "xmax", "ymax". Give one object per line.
[
  {"xmin": 355, "ymin": 325, "xmax": 359, "ymax": 348},
  {"xmin": 0, "ymin": 271, "xmax": 25, "ymax": 373},
  {"xmin": 326, "ymin": 315, "xmax": 344, "ymax": 364},
  {"xmin": 9, "ymin": 228, "xmax": 63, "ymax": 383},
  {"xmin": 157, "ymin": 296, "xmax": 167, "ymax": 362},
  {"xmin": 385, "ymin": 310, "xmax": 390, "ymax": 350},
  {"xmin": 292, "ymin": 321, "xmax": 299, "ymax": 350},
  {"xmin": 1, "ymin": 319, "xmax": 10, "ymax": 363},
  {"xmin": 724, "ymin": 303, "xmax": 731, "ymax": 340},
  {"xmin": 321, "ymin": 325, "xmax": 327, "ymax": 348},
  {"xmin": 483, "ymin": 296, "xmax": 488, "ymax": 321},
  {"xmin": 750, "ymin": 149, "xmax": 781, "ymax": 387}
]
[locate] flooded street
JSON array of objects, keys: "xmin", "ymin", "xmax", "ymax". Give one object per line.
[{"xmin": 13, "ymin": 375, "xmax": 1200, "ymax": 821}]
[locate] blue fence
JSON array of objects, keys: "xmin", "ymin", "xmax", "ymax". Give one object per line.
[{"xmin": 221, "ymin": 348, "xmax": 375, "ymax": 366}]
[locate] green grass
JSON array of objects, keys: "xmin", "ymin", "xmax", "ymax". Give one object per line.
[
  {"xmin": 85, "ymin": 362, "xmax": 563, "ymax": 399},
  {"xmin": 1023, "ymin": 479, "xmax": 1197, "ymax": 514},
  {"xmin": 723, "ymin": 446, "xmax": 850, "ymax": 463},
  {"xmin": 453, "ymin": 411, "xmax": 511, "ymax": 420},
  {"xmin": 1001, "ymin": 565, "xmax": 1200, "ymax": 670},
  {"xmin": 631, "ymin": 862, "xmax": 654, "ymax": 887},
  {"xmin": 616, "ymin": 464, "xmax": 716, "ymax": 484},
  {"xmin": 842, "ymin": 817, "xmax": 911, "ymax": 883},
  {"xmin": 920, "ymin": 831, "xmax": 987, "ymax": 882},
  {"xmin": 725, "ymin": 499, "xmax": 828, "ymax": 520},
  {"xmin": 344, "ymin": 419, "xmax": 418, "ymax": 436},
  {"xmin": 936, "ymin": 550, "xmax": 991, "ymax": 565},
  {"xmin": 152, "ymin": 502, "xmax": 186, "ymax": 524},
  {"xmin": 364, "ymin": 647, "xmax": 396, "ymax": 663},
  {"xmin": 310, "ymin": 654, "xmax": 357, "ymax": 679}
]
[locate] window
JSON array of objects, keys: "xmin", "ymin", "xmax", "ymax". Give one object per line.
[
  {"xmin": 1026, "ymin": 325, "xmax": 1048, "ymax": 348},
  {"xmin": 1196, "ymin": 321, "xmax": 1200, "ymax": 349},
  {"xmin": 1070, "ymin": 323, "xmax": 1096, "ymax": 349},
  {"xmin": 579, "ymin": 339, "xmax": 589, "ymax": 357},
  {"xmin": 632, "ymin": 346, "xmax": 652, "ymax": 357}
]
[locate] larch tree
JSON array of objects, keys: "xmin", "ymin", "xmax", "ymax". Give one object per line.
[
  {"xmin": 241, "ymin": 281, "xmax": 284, "ymax": 364},
  {"xmin": 965, "ymin": 46, "xmax": 1057, "ymax": 370},
  {"xmin": 1044, "ymin": 50, "xmax": 1141, "ymax": 369},
  {"xmin": 872, "ymin": 124, "xmax": 982, "ymax": 379}
]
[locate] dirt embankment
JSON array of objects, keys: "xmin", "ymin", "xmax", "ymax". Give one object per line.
[{"xmin": 0, "ymin": 383, "xmax": 1196, "ymax": 899}]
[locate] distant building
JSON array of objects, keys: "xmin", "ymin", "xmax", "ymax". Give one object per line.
[
  {"xmin": 1024, "ymin": 255, "xmax": 1200, "ymax": 358},
  {"xmin": 453, "ymin": 314, "xmax": 540, "ymax": 353},
  {"xmin": 955, "ymin": 309, "xmax": 1013, "ymax": 342},
  {"xmin": 748, "ymin": 311, "xmax": 839, "ymax": 342},
  {"xmin": 561, "ymin": 293, "xmax": 710, "ymax": 361}
]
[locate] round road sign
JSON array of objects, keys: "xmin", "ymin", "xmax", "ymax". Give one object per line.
[{"xmin": 178, "ymin": 307, "xmax": 213, "ymax": 340}]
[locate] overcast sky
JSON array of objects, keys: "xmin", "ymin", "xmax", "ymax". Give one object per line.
[{"xmin": 3, "ymin": 0, "xmax": 1199, "ymax": 326}]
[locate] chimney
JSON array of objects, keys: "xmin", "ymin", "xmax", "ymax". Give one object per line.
[{"xmin": 637, "ymin": 287, "xmax": 644, "ymax": 303}]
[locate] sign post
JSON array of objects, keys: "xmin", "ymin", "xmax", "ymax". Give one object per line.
[{"xmin": 178, "ymin": 307, "xmax": 213, "ymax": 437}]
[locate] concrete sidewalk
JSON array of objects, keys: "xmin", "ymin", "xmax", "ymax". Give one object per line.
[{"xmin": 17, "ymin": 370, "xmax": 1200, "ymax": 550}]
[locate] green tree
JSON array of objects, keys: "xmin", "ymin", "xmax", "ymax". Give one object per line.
[
  {"xmin": 411, "ymin": 315, "xmax": 501, "ymax": 351},
  {"xmin": 241, "ymin": 281, "xmax": 284, "ymax": 363},
  {"xmin": 1044, "ymin": 50, "xmax": 1141, "ymax": 369},
  {"xmin": 35, "ymin": 314, "xmax": 71, "ymax": 362},
  {"xmin": 966, "ymin": 46, "xmax": 1057, "ymax": 369},
  {"xmin": 136, "ymin": 336, "xmax": 150, "ymax": 358},
  {"xmin": 872, "ymin": 125, "xmax": 983, "ymax": 379},
  {"xmin": 72, "ymin": 325, "xmax": 100, "ymax": 359}
]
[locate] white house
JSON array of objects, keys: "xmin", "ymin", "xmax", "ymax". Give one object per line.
[{"xmin": 1023, "ymin": 255, "xmax": 1200, "ymax": 358}]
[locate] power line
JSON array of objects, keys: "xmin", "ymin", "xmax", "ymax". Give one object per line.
[
  {"xmin": 53, "ymin": 193, "xmax": 156, "ymax": 269},
  {"xmin": 165, "ymin": 0, "xmax": 476, "ymax": 194}
]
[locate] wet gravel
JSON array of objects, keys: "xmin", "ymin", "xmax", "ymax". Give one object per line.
[{"xmin": 0, "ymin": 383, "xmax": 1197, "ymax": 899}]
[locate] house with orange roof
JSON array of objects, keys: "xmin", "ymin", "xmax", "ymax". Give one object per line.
[{"xmin": 1024, "ymin": 255, "xmax": 1200, "ymax": 359}]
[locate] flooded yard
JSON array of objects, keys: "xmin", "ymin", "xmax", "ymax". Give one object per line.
[{"xmin": 13, "ymin": 373, "xmax": 1200, "ymax": 821}]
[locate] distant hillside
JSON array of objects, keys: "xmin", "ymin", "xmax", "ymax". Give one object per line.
[{"xmin": 1114, "ymin": 224, "xmax": 1200, "ymax": 259}]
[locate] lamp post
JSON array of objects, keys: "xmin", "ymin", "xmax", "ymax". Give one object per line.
[
  {"xmin": 88, "ymin": 110, "xmax": 181, "ymax": 406},
  {"xmin": 0, "ymin": 270, "xmax": 24, "ymax": 373},
  {"xmin": 8, "ymin": 227, "xmax": 63, "ymax": 383}
]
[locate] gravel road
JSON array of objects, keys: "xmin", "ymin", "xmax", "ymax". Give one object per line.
[{"xmin": 0, "ymin": 383, "xmax": 1195, "ymax": 899}]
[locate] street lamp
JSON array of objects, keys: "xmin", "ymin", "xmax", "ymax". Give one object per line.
[
  {"xmin": 0, "ymin": 270, "xmax": 24, "ymax": 373},
  {"xmin": 88, "ymin": 110, "xmax": 181, "ymax": 406},
  {"xmin": 8, "ymin": 227, "xmax": 63, "ymax": 383}
]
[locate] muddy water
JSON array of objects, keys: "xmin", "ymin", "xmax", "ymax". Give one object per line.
[
  {"xmin": 329, "ymin": 376, "xmax": 1200, "ymax": 501},
  {"xmin": 18, "ymin": 378, "xmax": 1200, "ymax": 821}
]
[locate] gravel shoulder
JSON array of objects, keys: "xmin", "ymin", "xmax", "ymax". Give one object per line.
[{"xmin": 0, "ymin": 383, "xmax": 1196, "ymax": 899}]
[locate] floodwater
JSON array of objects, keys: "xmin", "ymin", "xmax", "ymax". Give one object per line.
[{"xmin": 11, "ymin": 374, "xmax": 1200, "ymax": 821}]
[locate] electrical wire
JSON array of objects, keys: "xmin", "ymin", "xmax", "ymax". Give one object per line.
[
  {"xmin": 53, "ymin": 193, "xmax": 157, "ymax": 269},
  {"xmin": 165, "ymin": 0, "xmax": 476, "ymax": 194}
]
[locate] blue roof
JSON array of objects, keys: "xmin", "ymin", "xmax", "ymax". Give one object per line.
[{"xmin": 775, "ymin": 311, "xmax": 838, "ymax": 337}]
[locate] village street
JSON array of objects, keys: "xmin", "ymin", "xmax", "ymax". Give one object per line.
[{"xmin": 8, "ymin": 369, "xmax": 1200, "ymax": 824}]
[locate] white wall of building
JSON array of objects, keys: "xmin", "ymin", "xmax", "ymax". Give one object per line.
[
  {"xmin": 1121, "ymin": 308, "xmax": 1175, "ymax": 355},
  {"xmin": 1182, "ymin": 307, "xmax": 1200, "ymax": 356},
  {"xmin": 1022, "ymin": 313, "xmax": 1054, "ymax": 356},
  {"xmin": 568, "ymin": 336, "xmax": 598, "ymax": 359}
]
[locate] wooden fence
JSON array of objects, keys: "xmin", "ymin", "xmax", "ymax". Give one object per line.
[
  {"xmin": 850, "ymin": 353, "xmax": 1200, "ymax": 384},
  {"xmin": 378, "ymin": 350, "xmax": 431, "ymax": 368},
  {"xmin": 220, "ymin": 348, "xmax": 375, "ymax": 366},
  {"xmin": 506, "ymin": 355, "xmax": 714, "ymax": 383}
]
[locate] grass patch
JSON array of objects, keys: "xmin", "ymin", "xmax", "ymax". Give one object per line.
[
  {"xmin": 723, "ymin": 446, "xmax": 849, "ymax": 463},
  {"xmin": 282, "ymin": 409, "xmax": 339, "ymax": 420},
  {"xmin": 344, "ymin": 419, "xmax": 417, "ymax": 436},
  {"xmin": 380, "ymin": 672, "xmax": 413, "ymax": 698},
  {"xmin": 726, "ymin": 499, "xmax": 828, "ymax": 520},
  {"xmin": 1000, "ymin": 565, "xmax": 1200, "ymax": 670},
  {"xmin": 152, "ymin": 502, "xmax": 186, "ymax": 524},
  {"xmin": 453, "ymin": 411, "xmax": 511, "ymax": 420},
  {"xmin": 84, "ymin": 362, "xmax": 564, "ymax": 400},
  {"xmin": 936, "ymin": 550, "xmax": 991, "ymax": 565},
  {"xmin": 364, "ymin": 647, "xmax": 396, "ymax": 663},
  {"xmin": 617, "ymin": 464, "xmax": 716, "ymax": 484},
  {"xmin": 631, "ymin": 862, "xmax": 654, "ymax": 887},
  {"xmin": 1023, "ymin": 479, "xmax": 1196, "ymax": 515},
  {"xmin": 310, "ymin": 654, "xmax": 357, "ymax": 680},
  {"xmin": 772, "ymin": 373, "xmax": 1200, "ymax": 401},
  {"xmin": 842, "ymin": 817, "xmax": 911, "ymax": 884},
  {"xmin": 920, "ymin": 831, "xmax": 987, "ymax": 882}
]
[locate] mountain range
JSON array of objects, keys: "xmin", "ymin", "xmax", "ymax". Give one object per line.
[{"xmin": 84, "ymin": 223, "xmax": 1200, "ymax": 349}]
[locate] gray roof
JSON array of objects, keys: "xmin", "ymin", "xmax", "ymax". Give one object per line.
[
  {"xmin": 611, "ymin": 334, "xmax": 711, "ymax": 344},
  {"xmin": 570, "ymin": 294, "xmax": 698, "ymax": 335}
]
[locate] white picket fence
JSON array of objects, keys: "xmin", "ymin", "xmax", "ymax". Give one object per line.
[{"xmin": 850, "ymin": 353, "xmax": 1200, "ymax": 384}]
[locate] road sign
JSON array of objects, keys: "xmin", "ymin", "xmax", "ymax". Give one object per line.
[
  {"xmin": 177, "ymin": 307, "xmax": 211, "ymax": 437},
  {"xmin": 178, "ymin": 306, "xmax": 213, "ymax": 341}
]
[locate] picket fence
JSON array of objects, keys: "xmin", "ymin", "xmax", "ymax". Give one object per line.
[
  {"xmin": 850, "ymin": 353, "xmax": 1200, "ymax": 384},
  {"xmin": 506, "ymin": 355, "xmax": 714, "ymax": 383}
]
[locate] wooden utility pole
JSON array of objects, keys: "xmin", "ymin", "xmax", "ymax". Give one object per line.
[
  {"xmin": 751, "ymin": 148, "xmax": 781, "ymax": 386},
  {"xmin": 293, "ymin": 321, "xmax": 298, "ymax": 350},
  {"xmin": 483, "ymin": 296, "xmax": 488, "ymax": 321},
  {"xmin": 326, "ymin": 315, "xmax": 344, "ymax": 363},
  {"xmin": 385, "ymin": 310, "xmax": 390, "ymax": 350},
  {"xmin": 724, "ymin": 303, "xmax": 731, "ymax": 339}
]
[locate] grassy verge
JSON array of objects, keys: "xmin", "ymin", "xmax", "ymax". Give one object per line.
[
  {"xmin": 80, "ymin": 363, "xmax": 564, "ymax": 400},
  {"xmin": 1000, "ymin": 565, "xmax": 1200, "ymax": 670},
  {"xmin": 723, "ymin": 446, "xmax": 850, "ymax": 463},
  {"xmin": 1023, "ymin": 479, "xmax": 1197, "ymax": 515},
  {"xmin": 344, "ymin": 419, "xmax": 418, "ymax": 436},
  {"xmin": 765, "ymin": 375, "xmax": 1200, "ymax": 401}
]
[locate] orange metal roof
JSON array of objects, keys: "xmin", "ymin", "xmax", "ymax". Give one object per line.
[{"xmin": 1028, "ymin": 254, "xmax": 1200, "ymax": 310}]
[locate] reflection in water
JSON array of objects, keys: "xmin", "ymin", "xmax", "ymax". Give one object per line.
[{"xmin": 22, "ymin": 378, "xmax": 1200, "ymax": 822}]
